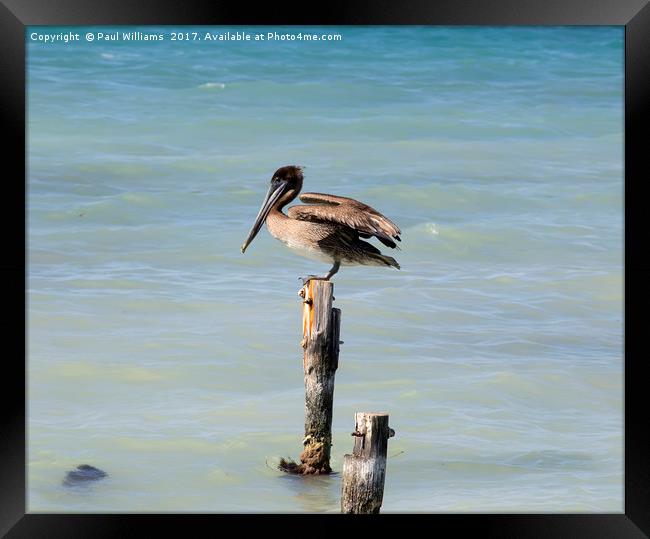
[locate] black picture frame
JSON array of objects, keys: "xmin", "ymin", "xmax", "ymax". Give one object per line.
[{"xmin": 3, "ymin": 0, "xmax": 648, "ymax": 536}]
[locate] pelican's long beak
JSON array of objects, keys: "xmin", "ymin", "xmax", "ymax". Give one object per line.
[{"xmin": 241, "ymin": 180, "xmax": 288, "ymax": 253}]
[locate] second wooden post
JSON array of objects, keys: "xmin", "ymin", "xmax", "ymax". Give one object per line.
[
  {"xmin": 279, "ymin": 279, "xmax": 341, "ymax": 475},
  {"xmin": 341, "ymin": 412, "xmax": 395, "ymax": 513}
]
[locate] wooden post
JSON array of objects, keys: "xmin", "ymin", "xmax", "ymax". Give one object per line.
[
  {"xmin": 341, "ymin": 412, "xmax": 395, "ymax": 513},
  {"xmin": 279, "ymin": 279, "xmax": 341, "ymax": 475}
]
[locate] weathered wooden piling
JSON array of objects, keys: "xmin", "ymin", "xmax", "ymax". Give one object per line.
[
  {"xmin": 279, "ymin": 279, "xmax": 341, "ymax": 475},
  {"xmin": 341, "ymin": 412, "xmax": 395, "ymax": 513}
]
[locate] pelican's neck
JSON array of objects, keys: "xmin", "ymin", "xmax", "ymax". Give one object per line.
[
  {"xmin": 266, "ymin": 201, "xmax": 291, "ymax": 241},
  {"xmin": 266, "ymin": 188, "xmax": 299, "ymax": 239},
  {"xmin": 270, "ymin": 186, "xmax": 300, "ymax": 217},
  {"xmin": 268, "ymin": 203, "xmax": 290, "ymax": 228}
]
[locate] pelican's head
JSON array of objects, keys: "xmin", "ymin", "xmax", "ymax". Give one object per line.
[{"xmin": 241, "ymin": 165, "xmax": 304, "ymax": 254}]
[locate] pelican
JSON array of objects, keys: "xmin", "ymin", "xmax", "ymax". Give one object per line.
[{"xmin": 241, "ymin": 165, "xmax": 401, "ymax": 282}]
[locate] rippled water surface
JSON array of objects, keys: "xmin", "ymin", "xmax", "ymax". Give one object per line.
[{"xmin": 27, "ymin": 26, "xmax": 623, "ymax": 512}]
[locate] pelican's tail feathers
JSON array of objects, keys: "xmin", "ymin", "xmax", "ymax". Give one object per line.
[{"xmin": 374, "ymin": 253, "xmax": 400, "ymax": 270}]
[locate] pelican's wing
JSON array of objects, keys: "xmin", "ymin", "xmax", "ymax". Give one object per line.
[{"xmin": 288, "ymin": 192, "xmax": 401, "ymax": 249}]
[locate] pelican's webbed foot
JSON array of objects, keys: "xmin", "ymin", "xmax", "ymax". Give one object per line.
[
  {"xmin": 298, "ymin": 262, "xmax": 340, "ymax": 286},
  {"xmin": 299, "ymin": 275, "xmax": 330, "ymax": 286}
]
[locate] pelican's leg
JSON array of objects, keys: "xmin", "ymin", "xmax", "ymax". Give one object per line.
[
  {"xmin": 325, "ymin": 261, "xmax": 341, "ymax": 279},
  {"xmin": 299, "ymin": 261, "xmax": 340, "ymax": 285}
]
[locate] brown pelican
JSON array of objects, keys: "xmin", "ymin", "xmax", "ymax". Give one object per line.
[{"xmin": 241, "ymin": 165, "xmax": 401, "ymax": 282}]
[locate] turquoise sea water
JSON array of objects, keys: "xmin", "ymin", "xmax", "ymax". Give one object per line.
[{"xmin": 27, "ymin": 26, "xmax": 623, "ymax": 512}]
